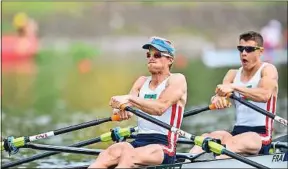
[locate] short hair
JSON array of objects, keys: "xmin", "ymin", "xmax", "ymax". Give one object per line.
[{"xmin": 239, "ymin": 31, "xmax": 264, "ymax": 47}]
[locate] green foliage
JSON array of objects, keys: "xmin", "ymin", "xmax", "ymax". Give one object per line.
[
  {"xmin": 2, "ymin": 2, "xmax": 91, "ymax": 18},
  {"xmin": 68, "ymin": 42, "xmax": 101, "ymax": 63},
  {"xmin": 173, "ymin": 59, "xmax": 230, "ymax": 106}
]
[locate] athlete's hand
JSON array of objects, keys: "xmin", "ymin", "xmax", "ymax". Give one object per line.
[
  {"xmin": 109, "ymin": 95, "xmax": 130, "ymax": 109},
  {"xmin": 215, "ymin": 84, "xmax": 234, "ymax": 97},
  {"xmin": 211, "ymin": 95, "xmax": 231, "ymax": 109},
  {"xmin": 112, "ymin": 108, "xmax": 133, "ymax": 121}
]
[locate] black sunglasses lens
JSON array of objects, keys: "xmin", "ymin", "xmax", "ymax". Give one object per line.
[
  {"xmin": 237, "ymin": 46, "xmax": 244, "ymax": 52},
  {"xmin": 146, "ymin": 52, "xmax": 162, "ymax": 58},
  {"xmin": 146, "ymin": 52, "xmax": 151, "ymax": 58},
  {"xmin": 154, "ymin": 53, "xmax": 162, "ymax": 58},
  {"xmin": 237, "ymin": 46, "xmax": 257, "ymax": 53},
  {"xmin": 245, "ymin": 47, "xmax": 255, "ymax": 53}
]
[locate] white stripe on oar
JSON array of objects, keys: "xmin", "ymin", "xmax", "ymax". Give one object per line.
[
  {"xmin": 171, "ymin": 126, "xmax": 193, "ymax": 139},
  {"xmin": 274, "ymin": 116, "xmax": 288, "ymax": 126},
  {"xmin": 29, "ymin": 131, "xmax": 55, "ymax": 142}
]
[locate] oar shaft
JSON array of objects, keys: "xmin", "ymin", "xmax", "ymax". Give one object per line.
[
  {"xmin": 30, "ymin": 116, "xmax": 118, "ymax": 142},
  {"xmin": 183, "ymin": 104, "xmax": 215, "ymax": 118},
  {"xmin": 1, "ymin": 137, "xmax": 101, "ymax": 169},
  {"xmin": 2, "ymin": 127, "xmax": 134, "ymax": 169},
  {"xmin": 230, "ymin": 93, "xmax": 287, "ymax": 126},
  {"xmin": 230, "ymin": 94, "xmax": 275, "ymax": 119},
  {"xmin": 24, "ymin": 143, "xmax": 102, "ymax": 156},
  {"xmin": 222, "ymin": 149, "xmax": 269, "ymax": 169},
  {"xmin": 124, "ymin": 106, "xmax": 195, "ymax": 140},
  {"xmin": 1, "ymin": 115, "xmax": 120, "ymax": 152}
]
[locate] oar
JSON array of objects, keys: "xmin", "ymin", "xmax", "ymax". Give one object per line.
[
  {"xmin": 183, "ymin": 104, "xmax": 216, "ymax": 117},
  {"xmin": 228, "ymin": 93, "xmax": 287, "ymax": 126},
  {"xmin": 1, "ymin": 126, "xmax": 135, "ymax": 169},
  {"xmin": 24, "ymin": 143, "xmax": 103, "ymax": 156},
  {"xmin": 1, "ymin": 115, "xmax": 120, "ymax": 154},
  {"xmin": 2, "ymin": 104, "xmax": 214, "ymax": 168},
  {"xmin": 119, "ymin": 104, "xmax": 270, "ymax": 169}
]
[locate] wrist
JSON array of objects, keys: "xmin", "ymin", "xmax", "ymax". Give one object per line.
[
  {"xmin": 128, "ymin": 95, "xmax": 134, "ymax": 102},
  {"xmin": 128, "ymin": 95, "xmax": 136, "ymax": 106},
  {"xmin": 231, "ymin": 84, "xmax": 237, "ymax": 91},
  {"xmin": 211, "ymin": 95, "xmax": 218, "ymax": 102}
]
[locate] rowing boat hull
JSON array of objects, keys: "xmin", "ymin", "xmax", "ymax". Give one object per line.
[{"xmin": 146, "ymin": 153, "xmax": 288, "ymax": 168}]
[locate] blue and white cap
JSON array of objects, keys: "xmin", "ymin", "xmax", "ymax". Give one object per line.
[{"xmin": 142, "ymin": 36, "xmax": 176, "ymax": 57}]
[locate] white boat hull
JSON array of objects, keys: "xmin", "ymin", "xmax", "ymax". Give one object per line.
[{"xmin": 178, "ymin": 153, "xmax": 288, "ymax": 168}]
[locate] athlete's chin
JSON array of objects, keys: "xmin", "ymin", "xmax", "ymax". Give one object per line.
[
  {"xmin": 241, "ymin": 63, "xmax": 253, "ymax": 70},
  {"xmin": 148, "ymin": 66, "xmax": 161, "ymax": 74}
]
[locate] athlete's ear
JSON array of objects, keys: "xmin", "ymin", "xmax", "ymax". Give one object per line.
[
  {"xmin": 259, "ymin": 47, "xmax": 264, "ymax": 56},
  {"xmin": 168, "ymin": 57, "xmax": 174, "ymax": 65}
]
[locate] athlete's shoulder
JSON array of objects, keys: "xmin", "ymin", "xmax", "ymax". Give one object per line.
[
  {"xmin": 169, "ymin": 73, "xmax": 187, "ymax": 81},
  {"xmin": 132, "ymin": 76, "xmax": 148, "ymax": 89},
  {"xmin": 261, "ymin": 62, "xmax": 278, "ymax": 76},
  {"xmin": 136, "ymin": 76, "xmax": 149, "ymax": 82},
  {"xmin": 263, "ymin": 62, "xmax": 277, "ymax": 71},
  {"xmin": 227, "ymin": 69, "xmax": 238, "ymax": 74},
  {"xmin": 222, "ymin": 69, "xmax": 238, "ymax": 83},
  {"xmin": 225, "ymin": 69, "xmax": 238, "ymax": 78}
]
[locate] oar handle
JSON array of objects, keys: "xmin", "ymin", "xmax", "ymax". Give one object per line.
[
  {"xmin": 183, "ymin": 104, "xmax": 216, "ymax": 118},
  {"xmin": 111, "ymin": 114, "xmax": 121, "ymax": 121}
]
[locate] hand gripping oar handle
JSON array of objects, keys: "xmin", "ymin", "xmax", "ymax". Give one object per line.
[
  {"xmin": 1, "ymin": 115, "xmax": 120, "ymax": 153},
  {"xmin": 228, "ymin": 93, "xmax": 287, "ymax": 126},
  {"xmin": 119, "ymin": 104, "xmax": 269, "ymax": 169},
  {"xmin": 183, "ymin": 104, "xmax": 216, "ymax": 118}
]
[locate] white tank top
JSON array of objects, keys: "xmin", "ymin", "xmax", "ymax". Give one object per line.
[
  {"xmin": 233, "ymin": 63, "xmax": 277, "ymax": 128},
  {"xmin": 137, "ymin": 76, "xmax": 184, "ymax": 135}
]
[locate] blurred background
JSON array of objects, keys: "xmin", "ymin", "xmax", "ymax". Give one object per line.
[{"xmin": 1, "ymin": 1, "xmax": 287, "ymax": 168}]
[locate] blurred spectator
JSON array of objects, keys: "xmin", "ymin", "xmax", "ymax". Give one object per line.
[
  {"xmin": 2, "ymin": 12, "xmax": 39, "ymax": 74},
  {"xmin": 260, "ymin": 19, "xmax": 282, "ymax": 63}
]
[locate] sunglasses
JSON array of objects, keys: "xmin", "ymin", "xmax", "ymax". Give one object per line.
[
  {"xmin": 146, "ymin": 51, "xmax": 171, "ymax": 59},
  {"xmin": 237, "ymin": 46, "xmax": 263, "ymax": 53}
]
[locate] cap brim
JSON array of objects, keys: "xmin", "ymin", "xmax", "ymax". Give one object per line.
[{"xmin": 142, "ymin": 44, "xmax": 168, "ymax": 53}]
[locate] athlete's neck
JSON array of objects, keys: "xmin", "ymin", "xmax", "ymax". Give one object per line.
[
  {"xmin": 242, "ymin": 61, "xmax": 263, "ymax": 77},
  {"xmin": 150, "ymin": 72, "xmax": 171, "ymax": 87}
]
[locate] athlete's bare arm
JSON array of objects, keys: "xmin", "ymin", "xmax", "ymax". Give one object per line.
[
  {"xmin": 210, "ymin": 69, "xmax": 237, "ymax": 108},
  {"xmin": 232, "ymin": 64, "xmax": 278, "ymax": 102},
  {"xmin": 129, "ymin": 76, "xmax": 148, "ymax": 96},
  {"xmin": 211, "ymin": 69, "xmax": 237, "ymax": 100},
  {"xmin": 128, "ymin": 73, "xmax": 187, "ymax": 116},
  {"xmin": 112, "ymin": 76, "xmax": 147, "ymax": 120},
  {"xmin": 222, "ymin": 69, "xmax": 238, "ymax": 84}
]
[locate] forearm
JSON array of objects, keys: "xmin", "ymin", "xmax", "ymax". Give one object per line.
[
  {"xmin": 128, "ymin": 95, "xmax": 167, "ymax": 116},
  {"xmin": 233, "ymin": 86, "xmax": 272, "ymax": 102}
]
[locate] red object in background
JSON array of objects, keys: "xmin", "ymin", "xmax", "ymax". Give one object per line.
[
  {"xmin": 2, "ymin": 34, "xmax": 38, "ymax": 62},
  {"xmin": 78, "ymin": 59, "xmax": 92, "ymax": 74},
  {"xmin": 174, "ymin": 54, "xmax": 188, "ymax": 69},
  {"xmin": 2, "ymin": 34, "xmax": 38, "ymax": 73}
]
